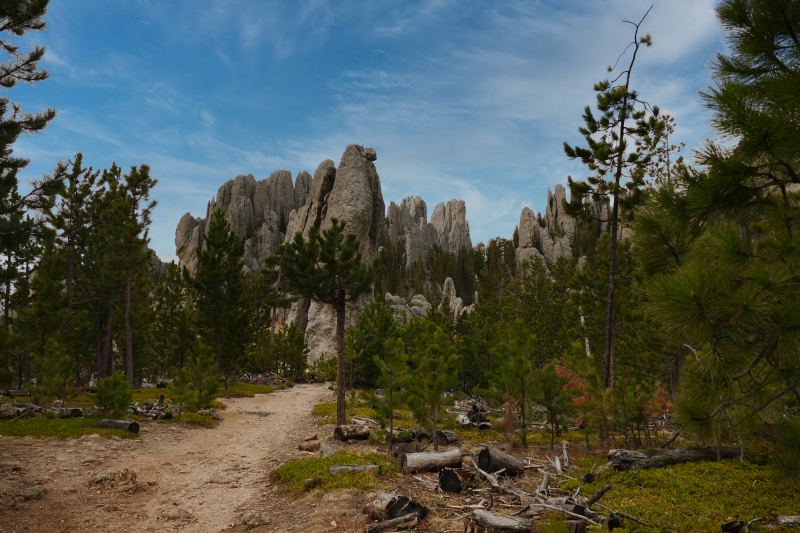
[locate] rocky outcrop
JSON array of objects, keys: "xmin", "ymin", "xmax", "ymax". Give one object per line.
[
  {"xmin": 385, "ymin": 293, "xmax": 431, "ymax": 324},
  {"xmin": 516, "ymin": 184, "xmax": 574, "ymax": 268},
  {"xmin": 284, "ymin": 145, "xmax": 386, "ymax": 362},
  {"xmin": 386, "ymin": 197, "xmax": 472, "ymax": 267},
  {"xmin": 436, "ymin": 276, "xmax": 474, "ymax": 321},
  {"xmin": 175, "ymin": 171, "xmax": 311, "ymax": 273}
]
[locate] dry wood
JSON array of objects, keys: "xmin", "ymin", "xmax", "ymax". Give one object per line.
[
  {"xmin": 464, "ymin": 509, "xmax": 532, "ymax": 532},
  {"xmin": 478, "ymin": 447, "xmax": 525, "ymax": 476},
  {"xmin": 386, "ymin": 495, "xmax": 429, "ymax": 520},
  {"xmin": 608, "ymin": 446, "xmax": 739, "ymax": 470},
  {"xmin": 584, "ymin": 483, "xmax": 612, "ymax": 508},
  {"xmin": 402, "ymin": 448, "xmax": 462, "ymax": 473},
  {"xmin": 329, "ymin": 464, "xmax": 381, "ymax": 475},
  {"xmin": 366, "ymin": 514, "xmax": 417, "ymax": 533},
  {"xmin": 562, "ymin": 442, "xmax": 569, "ymax": 466},
  {"xmin": 537, "ymin": 472, "xmax": 550, "ymax": 496},
  {"xmin": 333, "ymin": 424, "xmax": 371, "ymax": 440},
  {"xmin": 97, "ymin": 419, "xmax": 139, "ymax": 433}
]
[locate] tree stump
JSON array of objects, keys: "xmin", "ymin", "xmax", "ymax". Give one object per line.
[
  {"xmin": 97, "ymin": 419, "xmax": 139, "ymax": 433},
  {"xmin": 438, "ymin": 468, "xmax": 462, "ymax": 493},
  {"xmin": 402, "ymin": 449, "xmax": 462, "ymax": 473},
  {"xmin": 478, "ymin": 447, "xmax": 525, "ymax": 476}
]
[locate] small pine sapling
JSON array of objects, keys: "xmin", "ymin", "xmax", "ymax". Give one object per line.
[
  {"xmin": 374, "ymin": 338, "xmax": 408, "ymax": 453},
  {"xmin": 90, "ymin": 371, "xmax": 133, "ymax": 418},
  {"xmin": 168, "ymin": 367, "xmax": 195, "ymax": 419},
  {"xmin": 531, "ymin": 361, "xmax": 576, "ymax": 449},
  {"xmin": 405, "ymin": 323, "xmax": 459, "ymax": 450},
  {"xmin": 27, "ymin": 338, "xmax": 75, "ymax": 408},
  {"xmin": 187, "ymin": 344, "xmax": 221, "ymax": 410}
]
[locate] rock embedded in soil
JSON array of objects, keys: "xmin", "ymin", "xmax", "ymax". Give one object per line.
[
  {"xmin": 320, "ymin": 446, "xmax": 335, "ymax": 458},
  {"xmin": 162, "ymin": 507, "xmax": 193, "ymax": 520},
  {"xmin": 19, "ymin": 485, "xmax": 45, "ymax": 500},
  {"xmin": 299, "ymin": 440, "xmax": 321, "ymax": 452},
  {"xmin": 241, "ymin": 513, "xmax": 271, "ymax": 529}
]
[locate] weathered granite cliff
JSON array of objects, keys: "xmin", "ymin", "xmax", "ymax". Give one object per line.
[
  {"xmin": 175, "ymin": 170, "xmax": 311, "ymax": 273},
  {"xmin": 386, "ymin": 196, "xmax": 472, "ymax": 267}
]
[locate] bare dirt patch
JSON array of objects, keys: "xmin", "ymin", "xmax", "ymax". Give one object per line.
[{"xmin": 0, "ymin": 383, "xmax": 372, "ymax": 533}]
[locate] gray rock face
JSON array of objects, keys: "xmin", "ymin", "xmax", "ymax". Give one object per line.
[
  {"xmin": 430, "ymin": 199, "xmax": 472, "ymax": 254},
  {"xmin": 284, "ymin": 145, "xmax": 385, "ymax": 362},
  {"xmin": 436, "ymin": 276, "xmax": 473, "ymax": 321},
  {"xmin": 516, "ymin": 185, "xmax": 574, "ymax": 267},
  {"xmin": 175, "ymin": 171, "xmax": 311, "ymax": 273},
  {"xmin": 385, "ymin": 293, "xmax": 431, "ymax": 324},
  {"xmin": 386, "ymin": 196, "xmax": 472, "ymax": 266}
]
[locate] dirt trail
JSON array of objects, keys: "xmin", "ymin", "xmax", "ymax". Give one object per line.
[{"xmin": 0, "ymin": 383, "xmax": 343, "ymax": 533}]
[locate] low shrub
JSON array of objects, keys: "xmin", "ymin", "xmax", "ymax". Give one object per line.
[
  {"xmin": 272, "ymin": 451, "xmax": 400, "ymax": 493},
  {"xmin": 0, "ymin": 416, "xmax": 138, "ymax": 439}
]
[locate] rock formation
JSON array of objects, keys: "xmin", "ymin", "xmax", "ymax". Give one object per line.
[
  {"xmin": 175, "ymin": 170, "xmax": 311, "ymax": 273},
  {"xmin": 385, "ymin": 293, "xmax": 431, "ymax": 324},
  {"xmin": 283, "ymin": 144, "xmax": 386, "ymax": 361},
  {"xmin": 386, "ymin": 197, "xmax": 472, "ymax": 267},
  {"xmin": 437, "ymin": 276, "xmax": 474, "ymax": 321}
]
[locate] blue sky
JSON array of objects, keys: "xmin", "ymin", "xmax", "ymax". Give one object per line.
[{"xmin": 13, "ymin": 0, "xmax": 724, "ymax": 262}]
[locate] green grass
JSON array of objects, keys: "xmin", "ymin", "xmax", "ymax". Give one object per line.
[
  {"xmin": 565, "ymin": 458, "xmax": 800, "ymax": 532},
  {"xmin": 217, "ymin": 382, "xmax": 278, "ymax": 398},
  {"xmin": 0, "ymin": 416, "xmax": 139, "ymax": 439},
  {"xmin": 312, "ymin": 401, "xmax": 380, "ymax": 425},
  {"xmin": 272, "ymin": 451, "xmax": 401, "ymax": 493}
]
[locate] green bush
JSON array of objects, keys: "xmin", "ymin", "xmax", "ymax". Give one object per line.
[
  {"xmin": 90, "ymin": 371, "xmax": 132, "ymax": 418},
  {"xmin": 309, "ymin": 353, "xmax": 336, "ymax": 382}
]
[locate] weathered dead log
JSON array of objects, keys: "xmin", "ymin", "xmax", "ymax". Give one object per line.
[
  {"xmin": 771, "ymin": 516, "xmax": 800, "ymax": 527},
  {"xmin": 350, "ymin": 416, "xmax": 380, "ymax": 428},
  {"xmin": 608, "ymin": 447, "xmax": 739, "ymax": 471},
  {"xmin": 366, "ymin": 514, "xmax": 416, "ymax": 533},
  {"xmin": 333, "ymin": 424, "xmax": 371, "ymax": 440},
  {"xmin": 585, "ymin": 483, "xmax": 612, "ymax": 508},
  {"xmin": 436, "ymin": 429, "xmax": 458, "ymax": 445},
  {"xmin": 98, "ymin": 419, "xmax": 139, "ymax": 433},
  {"xmin": 478, "ymin": 447, "xmax": 525, "ymax": 476},
  {"xmin": 328, "ymin": 464, "xmax": 381, "ymax": 475},
  {"xmin": 54, "ymin": 408, "xmax": 83, "ymax": 419},
  {"xmin": 438, "ymin": 468, "xmax": 462, "ymax": 493},
  {"xmin": 537, "ymin": 472, "xmax": 550, "ymax": 496},
  {"xmin": 402, "ymin": 448, "xmax": 462, "ymax": 473},
  {"xmin": 464, "ymin": 510, "xmax": 532, "ymax": 532}
]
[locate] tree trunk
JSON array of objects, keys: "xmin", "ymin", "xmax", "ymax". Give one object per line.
[
  {"xmin": 431, "ymin": 404, "xmax": 438, "ymax": 451},
  {"xmin": 125, "ymin": 265, "xmax": 134, "ymax": 387},
  {"xmin": 334, "ymin": 424, "xmax": 371, "ymax": 440},
  {"xmin": 608, "ymin": 447, "xmax": 740, "ymax": 470},
  {"xmin": 95, "ymin": 311, "xmax": 103, "ymax": 382},
  {"xmin": 335, "ymin": 295, "xmax": 346, "ymax": 426},
  {"xmin": 98, "ymin": 419, "xmax": 139, "ymax": 433},
  {"xmin": 103, "ymin": 303, "xmax": 114, "ymax": 379},
  {"xmin": 329, "ymin": 464, "xmax": 381, "ymax": 475},
  {"xmin": 478, "ymin": 447, "xmax": 525, "ymax": 476},
  {"xmin": 402, "ymin": 449, "xmax": 462, "ymax": 473},
  {"xmin": 465, "ymin": 510, "xmax": 532, "ymax": 532}
]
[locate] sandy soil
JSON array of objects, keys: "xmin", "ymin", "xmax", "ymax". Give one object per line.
[{"xmin": 0, "ymin": 383, "xmax": 371, "ymax": 533}]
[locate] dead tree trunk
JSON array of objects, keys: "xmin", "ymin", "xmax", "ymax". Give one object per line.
[
  {"xmin": 438, "ymin": 468, "xmax": 462, "ymax": 493},
  {"xmin": 334, "ymin": 424, "xmax": 371, "ymax": 440},
  {"xmin": 608, "ymin": 447, "xmax": 739, "ymax": 470},
  {"xmin": 329, "ymin": 465, "xmax": 381, "ymax": 475},
  {"xmin": 464, "ymin": 510, "xmax": 532, "ymax": 532},
  {"xmin": 402, "ymin": 449, "xmax": 462, "ymax": 473},
  {"xmin": 478, "ymin": 447, "xmax": 525, "ymax": 476},
  {"xmin": 98, "ymin": 419, "xmax": 139, "ymax": 433}
]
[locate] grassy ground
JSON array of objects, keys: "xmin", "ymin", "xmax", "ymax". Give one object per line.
[
  {"xmin": 272, "ymin": 451, "xmax": 401, "ymax": 493},
  {"xmin": 0, "ymin": 416, "xmax": 139, "ymax": 439},
  {"xmin": 217, "ymin": 382, "xmax": 279, "ymax": 398},
  {"xmin": 564, "ymin": 457, "xmax": 800, "ymax": 532}
]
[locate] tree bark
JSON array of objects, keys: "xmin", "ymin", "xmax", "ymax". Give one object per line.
[
  {"xmin": 608, "ymin": 447, "xmax": 740, "ymax": 470},
  {"xmin": 103, "ymin": 302, "xmax": 115, "ymax": 379},
  {"xmin": 402, "ymin": 449, "xmax": 462, "ymax": 473},
  {"xmin": 334, "ymin": 424, "xmax": 371, "ymax": 440},
  {"xmin": 329, "ymin": 464, "xmax": 381, "ymax": 475},
  {"xmin": 478, "ymin": 447, "xmax": 525, "ymax": 476},
  {"xmin": 335, "ymin": 294, "xmax": 346, "ymax": 426},
  {"xmin": 464, "ymin": 510, "xmax": 532, "ymax": 532},
  {"xmin": 125, "ymin": 265, "xmax": 134, "ymax": 387},
  {"xmin": 366, "ymin": 515, "xmax": 416, "ymax": 533},
  {"xmin": 98, "ymin": 419, "xmax": 139, "ymax": 433}
]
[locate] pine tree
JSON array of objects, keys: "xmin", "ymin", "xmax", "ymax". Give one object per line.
[
  {"xmin": 530, "ymin": 361, "xmax": 576, "ymax": 449},
  {"xmin": 562, "ymin": 8, "xmax": 659, "ymax": 389},
  {"xmin": 90, "ymin": 371, "xmax": 132, "ymax": 418},
  {"xmin": 487, "ymin": 320, "xmax": 535, "ymax": 447},
  {"xmin": 27, "ymin": 337, "xmax": 74, "ymax": 407},
  {"xmin": 374, "ymin": 337, "xmax": 408, "ymax": 454},
  {"xmin": 279, "ymin": 218, "xmax": 375, "ymax": 426},
  {"xmin": 264, "ymin": 323, "xmax": 309, "ymax": 380},
  {"xmin": 405, "ymin": 322, "xmax": 459, "ymax": 450},
  {"xmin": 168, "ymin": 367, "xmax": 195, "ymax": 419},
  {"xmin": 640, "ymin": 0, "xmax": 800, "ymax": 473},
  {"xmin": 186, "ymin": 344, "xmax": 221, "ymax": 410},
  {"xmin": 185, "ymin": 208, "xmax": 247, "ymax": 386}
]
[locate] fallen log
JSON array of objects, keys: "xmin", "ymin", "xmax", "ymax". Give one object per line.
[
  {"xmin": 328, "ymin": 465, "xmax": 381, "ymax": 475},
  {"xmin": 402, "ymin": 448, "xmax": 462, "ymax": 473},
  {"xmin": 608, "ymin": 447, "xmax": 739, "ymax": 470},
  {"xmin": 436, "ymin": 429, "xmax": 458, "ymax": 444},
  {"xmin": 386, "ymin": 495, "xmax": 429, "ymax": 520},
  {"xmin": 438, "ymin": 468, "xmax": 462, "ymax": 493},
  {"xmin": 333, "ymin": 424, "xmax": 371, "ymax": 441},
  {"xmin": 366, "ymin": 514, "xmax": 416, "ymax": 533},
  {"xmin": 54, "ymin": 408, "xmax": 83, "ymax": 419},
  {"xmin": 98, "ymin": 419, "xmax": 139, "ymax": 433},
  {"xmin": 478, "ymin": 447, "xmax": 525, "ymax": 476},
  {"xmin": 464, "ymin": 509, "xmax": 532, "ymax": 532}
]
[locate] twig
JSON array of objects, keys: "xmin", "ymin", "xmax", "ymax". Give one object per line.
[
  {"xmin": 593, "ymin": 502, "xmax": 656, "ymax": 529},
  {"xmin": 585, "ymin": 483, "xmax": 613, "ymax": 508},
  {"xmin": 744, "ymin": 517, "xmax": 765, "ymax": 532},
  {"xmin": 661, "ymin": 431, "xmax": 681, "ymax": 449}
]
